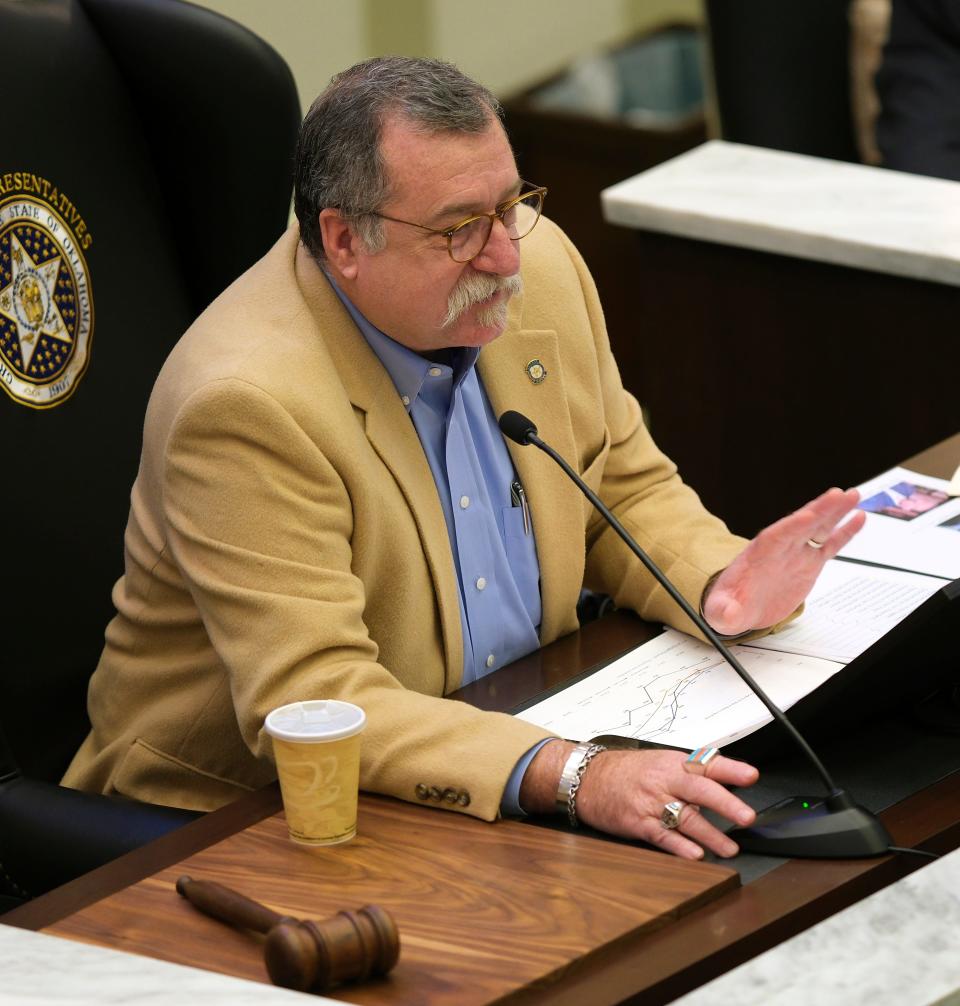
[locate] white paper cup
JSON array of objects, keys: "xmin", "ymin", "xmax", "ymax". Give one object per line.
[{"xmin": 264, "ymin": 700, "xmax": 366, "ymax": 846}]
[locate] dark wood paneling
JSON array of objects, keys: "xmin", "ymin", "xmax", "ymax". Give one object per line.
[
  {"xmin": 503, "ymin": 89, "xmax": 706, "ymax": 370},
  {"xmin": 610, "ymin": 232, "xmax": 960, "ymax": 537}
]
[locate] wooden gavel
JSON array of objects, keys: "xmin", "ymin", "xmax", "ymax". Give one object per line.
[{"xmin": 176, "ymin": 875, "xmax": 400, "ymax": 993}]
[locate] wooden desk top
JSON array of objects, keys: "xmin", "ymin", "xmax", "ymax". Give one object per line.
[{"xmin": 41, "ymin": 796, "xmax": 735, "ymax": 1006}]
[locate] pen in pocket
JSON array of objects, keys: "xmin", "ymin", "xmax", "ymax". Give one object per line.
[{"xmin": 510, "ymin": 479, "xmax": 530, "ymax": 535}]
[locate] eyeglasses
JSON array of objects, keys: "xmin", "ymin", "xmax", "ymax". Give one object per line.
[{"xmin": 371, "ymin": 184, "xmax": 548, "ymax": 263}]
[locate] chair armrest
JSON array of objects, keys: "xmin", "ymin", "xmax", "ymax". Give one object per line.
[{"xmin": 0, "ymin": 776, "xmax": 201, "ymax": 902}]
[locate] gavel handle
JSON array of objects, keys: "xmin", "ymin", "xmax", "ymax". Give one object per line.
[{"xmin": 177, "ymin": 875, "xmax": 289, "ymax": 934}]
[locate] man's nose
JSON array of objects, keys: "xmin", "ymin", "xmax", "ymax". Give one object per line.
[{"xmin": 471, "ymin": 218, "xmax": 520, "ymax": 276}]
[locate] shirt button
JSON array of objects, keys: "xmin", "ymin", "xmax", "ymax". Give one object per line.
[
  {"xmin": 401, "ymin": 394, "xmax": 410, "ymax": 407},
  {"xmin": 486, "ymin": 653, "xmax": 495, "ymax": 668},
  {"xmin": 475, "ymin": 577, "xmax": 487, "ymax": 591},
  {"xmin": 459, "ymin": 495, "xmax": 470, "ymax": 509},
  {"xmin": 428, "ymin": 367, "xmax": 442, "ymax": 377}
]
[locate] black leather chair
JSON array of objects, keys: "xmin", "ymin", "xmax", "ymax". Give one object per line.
[{"xmin": 0, "ymin": 0, "xmax": 300, "ymax": 910}]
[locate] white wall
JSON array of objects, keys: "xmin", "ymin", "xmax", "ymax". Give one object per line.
[
  {"xmin": 189, "ymin": 0, "xmax": 702, "ymax": 110},
  {"xmin": 188, "ymin": 1, "xmax": 367, "ymax": 114},
  {"xmin": 432, "ymin": 0, "xmax": 702, "ymax": 95}
]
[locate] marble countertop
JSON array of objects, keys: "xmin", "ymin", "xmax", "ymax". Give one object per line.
[
  {"xmin": 0, "ymin": 923, "xmax": 339, "ymax": 1005},
  {"xmin": 670, "ymin": 846, "xmax": 960, "ymax": 1006},
  {"xmin": 601, "ymin": 140, "xmax": 960, "ymax": 287}
]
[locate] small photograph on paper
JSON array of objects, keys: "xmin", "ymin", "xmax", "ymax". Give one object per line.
[
  {"xmin": 939, "ymin": 514, "xmax": 960, "ymax": 533},
  {"xmin": 838, "ymin": 466, "xmax": 960, "ymax": 579},
  {"xmin": 858, "ymin": 481, "xmax": 950, "ymax": 522}
]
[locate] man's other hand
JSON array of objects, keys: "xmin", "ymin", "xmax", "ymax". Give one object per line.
[
  {"xmin": 702, "ymin": 487, "xmax": 866, "ymax": 637},
  {"xmin": 520, "ymin": 741, "xmax": 758, "ymax": 859}
]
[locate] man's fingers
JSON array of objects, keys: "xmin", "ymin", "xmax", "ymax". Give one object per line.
[
  {"xmin": 643, "ymin": 825, "xmax": 707, "ymax": 860},
  {"xmin": 674, "ymin": 772, "xmax": 757, "ymax": 828},
  {"xmin": 801, "ymin": 488, "xmax": 862, "ymax": 542},
  {"xmin": 820, "ymin": 508, "xmax": 866, "ymax": 559},
  {"xmin": 675, "ymin": 805, "xmax": 740, "ymax": 858},
  {"xmin": 641, "ymin": 802, "xmax": 743, "ymax": 859},
  {"xmin": 694, "ymin": 753, "xmax": 759, "ymax": 787},
  {"xmin": 805, "ymin": 486, "xmax": 860, "ymax": 518}
]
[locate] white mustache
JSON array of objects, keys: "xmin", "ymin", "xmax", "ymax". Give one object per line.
[{"xmin": 441, "ymin": 272, "xmax": 522, "ymax": 329}]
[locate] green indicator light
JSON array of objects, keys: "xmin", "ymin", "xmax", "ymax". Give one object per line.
[{"xmin": 802, "ymin": 801, "xmax": 810, "ymax": 809}]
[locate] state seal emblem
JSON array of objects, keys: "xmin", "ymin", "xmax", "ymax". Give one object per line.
[
  {"xmin": 0, "ymin": 175, "xmax": 94, "ymax": 408},
  {"xmin": 525, "ymin": 358, "xmax": 547, "ymax": 385}
]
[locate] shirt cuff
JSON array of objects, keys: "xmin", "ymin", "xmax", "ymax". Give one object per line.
[{"xmin": 500, "ymin": 738, "xmax": 557, "ymax": 817}]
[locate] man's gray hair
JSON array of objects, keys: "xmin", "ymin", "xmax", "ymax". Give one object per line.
[{"xmin": 294, "ymin": 56, "xmax": 503, "ymax": 262}]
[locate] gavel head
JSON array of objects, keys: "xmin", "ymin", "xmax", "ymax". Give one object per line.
[{"xmin": 264, "ymin": 905, "xmax": 400, "ymax": 992}]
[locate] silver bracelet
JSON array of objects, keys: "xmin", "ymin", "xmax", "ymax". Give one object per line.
[{"xmin": 556, "ymin": 741, "xmax": 606, "ymax": 828}]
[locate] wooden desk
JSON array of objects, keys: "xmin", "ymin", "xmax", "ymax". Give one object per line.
[
  {"xmin": 39, "ymin": 795, "xmax": 740, "ymax": 1006},
  {"xmin": 5, "ymin": 436, "xmax": 959, "ymax": 1005}
]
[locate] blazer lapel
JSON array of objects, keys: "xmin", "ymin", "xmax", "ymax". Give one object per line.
[
  {"xmin": 479, "ymin": 306, "xmax": 585, "ymax": 644},
  {"xmin": 294, "ymin": 250, "xmax": 464, "ymax": 690}
]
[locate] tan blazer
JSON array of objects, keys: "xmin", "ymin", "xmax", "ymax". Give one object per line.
[{"xmin": 63, "ymin": 219, "xmax": 747, "ymax": 818}]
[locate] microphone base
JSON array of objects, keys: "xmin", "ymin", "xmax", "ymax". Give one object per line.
[{"xmin": 727, "ymin": 791, "xmax": 893, "ymax": 859}]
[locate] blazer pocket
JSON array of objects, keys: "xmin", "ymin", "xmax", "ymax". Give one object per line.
[{"xmin": 110, "ymin": 737, "xmax": 253, "ymax": 812}]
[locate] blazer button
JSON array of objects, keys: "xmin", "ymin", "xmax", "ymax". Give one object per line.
[
  {"xmin": 415, "ymin": 783, "xmax": 429, "ymax": 800},
  {"xmin": 429, "ymin": 786, "xmax": 443, "ymax": 802},
  {"xmin": 442, "ymin": 788, "xmax": 458, "ymax": 804},
  {"xmin": 457, "ymin": 791, "xmax": 471, "ymax": 807}
]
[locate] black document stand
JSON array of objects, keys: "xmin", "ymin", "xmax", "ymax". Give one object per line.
[{"xmin": 728, "ymin": 570, "xmax": 960, "ymax": 766}]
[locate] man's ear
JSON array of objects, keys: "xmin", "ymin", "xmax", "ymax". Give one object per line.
[{"xmin": 319, "ymin": 208, "xmax": 361, "ymax": 279}]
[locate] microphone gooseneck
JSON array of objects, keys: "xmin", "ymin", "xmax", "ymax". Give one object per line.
[{"xmin": 501, "ymin": 409, "xmax": 893, "ymax": 858}]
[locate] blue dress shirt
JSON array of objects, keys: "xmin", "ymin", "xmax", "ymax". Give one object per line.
[{"xmin": 324, "ymin": 273, "xmax": 552, "ymax": 813}]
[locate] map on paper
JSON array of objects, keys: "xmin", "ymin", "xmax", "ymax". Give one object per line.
[
  {"xmin": 516, "ymin": 629, "xmax": 843, "ymax": 750},
  {"xmin": 516, "ymin": 560, "xmax": 950, "ymax": 750}
]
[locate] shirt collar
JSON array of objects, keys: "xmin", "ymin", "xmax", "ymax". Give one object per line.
[{"xmin": 323, "ymin": 269, "xmax": 479, "ymax": 413}]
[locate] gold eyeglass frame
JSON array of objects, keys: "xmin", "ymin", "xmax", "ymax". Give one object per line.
[{"xmin": 370, "ymin": 183, "xmax": 548, "ymax": 263}]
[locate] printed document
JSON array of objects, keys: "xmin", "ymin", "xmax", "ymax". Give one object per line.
[
  {"xmin": 517, "ymin": 560, "xmax": 950, "ymax": 749},
  {"xmin": 745, "ymin": 560, "xmax": 946, "ymax": 664}
]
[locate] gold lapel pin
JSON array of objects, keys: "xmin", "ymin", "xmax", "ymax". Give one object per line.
[{"xmin": 525, "ymin": 359, "xmax": 547, "ymax": 384}]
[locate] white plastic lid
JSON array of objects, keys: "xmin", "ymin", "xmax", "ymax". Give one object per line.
[{"xmin": 264, "ymin": 700, "xmax": 366, "ymax": 743}]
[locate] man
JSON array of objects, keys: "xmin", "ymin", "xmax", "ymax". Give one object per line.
[
  {"xmin": 64, "ymin": 58, "xmax": 863, "ymax": 860},
  {"xmin": 876, "ymin": 0, "xmax": 960, "ymax": 183}
]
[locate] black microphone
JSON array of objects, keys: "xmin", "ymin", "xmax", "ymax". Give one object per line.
[{"xmin": 499, "ymin": 409, "xmax": 892, "ymax": 858}]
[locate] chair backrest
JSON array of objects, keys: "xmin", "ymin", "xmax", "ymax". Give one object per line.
[
  {"xmin": 705, "ymin": 0, "xmax": 860, "ymax": 162},
  {"xmin": 1, "ymin": 0, "xmax": 300, "ymax": 782}
]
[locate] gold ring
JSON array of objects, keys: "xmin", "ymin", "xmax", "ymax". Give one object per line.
[{"xmin": 806, "ymin": 538, "xmax": 825, "ymax": 550}]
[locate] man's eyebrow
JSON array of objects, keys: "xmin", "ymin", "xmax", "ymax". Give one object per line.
[{"xmin": 428, "ymin": 179, "xmax": 524, "ymax": 228}]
